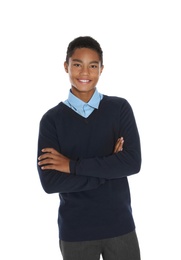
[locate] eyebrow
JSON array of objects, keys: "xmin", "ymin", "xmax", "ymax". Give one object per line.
[{"xmin": 72, "ymin": 59, "xmax": 99, "ymax": 64}]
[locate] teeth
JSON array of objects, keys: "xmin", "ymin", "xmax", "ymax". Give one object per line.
[{"xmin": 79, "ymin": 80, "xmax": 89, "ymax": 83}]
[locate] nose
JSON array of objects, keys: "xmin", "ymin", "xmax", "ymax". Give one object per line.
[{"xmin": 80, "ymin": 65, "xmax": 89, "ymax": 75}]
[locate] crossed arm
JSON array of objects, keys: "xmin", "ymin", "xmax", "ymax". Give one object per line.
[{"xmin": 38, "ymin": 137, "xmax": 124, "ymax": 174}]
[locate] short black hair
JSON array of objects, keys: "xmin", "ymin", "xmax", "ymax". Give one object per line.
[{"xmin": 65, "ymin": 36, "xmax": 103, "ymax": 66}]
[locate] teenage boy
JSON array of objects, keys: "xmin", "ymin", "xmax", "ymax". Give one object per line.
[{"xmin": 37, "ymin": 36, "xmax": 142, "ymax": 260}]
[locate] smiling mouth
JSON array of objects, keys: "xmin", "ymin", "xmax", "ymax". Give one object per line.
[{"xmin": 78, "ymin": 79, "xmax": 91, "ymax": 83}]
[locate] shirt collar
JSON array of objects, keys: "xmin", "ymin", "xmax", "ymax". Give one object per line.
[{"xmin": 67, "ymin": 89, "xmax": 103, "ymax": 112}]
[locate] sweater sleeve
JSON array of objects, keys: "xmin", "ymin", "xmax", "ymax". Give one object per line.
[
  {"xmin": 37, "ymin": 112, "xmax": 105, "ymax": 194},
  {"xmin": 70, "ymin": 100, "xmax": 141, "ymax": 179}
]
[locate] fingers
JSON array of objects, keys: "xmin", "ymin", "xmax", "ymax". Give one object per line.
[
  {"xmin": 38, "ymin": 161, "xmax": 51, "ymax": 170},
  {"xmin": 114, "ymin": 137, "xmax": 124, "ymax": 153},
  {"xmin": 41, "ymin": 148, "xmax": 59, "ymax": 154},
  {"xmin": 38, "ymin": 148, "xmax": 59, "ymax": 168},
  {"xmin": 38, "ymin": 148, "xmax": 59, "ymax": 160},
  {"xmin": 37, "ymin": 148, "xmax": 70, "ymax": 173}
]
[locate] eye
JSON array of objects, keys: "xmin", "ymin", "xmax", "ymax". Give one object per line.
[
  {"xmin": 90, "ymin": 64, "xmax": 98, "ymax": 69},
  {"xmin": 73, "ymin": 63, "xmax": 81, "ymax": 67}
]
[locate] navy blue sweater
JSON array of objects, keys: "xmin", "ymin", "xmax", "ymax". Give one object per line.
[{"xmin": 37, "ymin": 95, "xmax": 141, "ymax": 242}]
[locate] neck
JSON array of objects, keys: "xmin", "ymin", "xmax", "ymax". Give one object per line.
[{"xmin": 71, "ymin": 88, "xmax": 96, "ymax": 103}]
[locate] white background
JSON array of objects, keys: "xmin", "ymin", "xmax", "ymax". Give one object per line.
[{"xmin": 0, "ymin": 0, "xmax": 181, "ymax": 259}]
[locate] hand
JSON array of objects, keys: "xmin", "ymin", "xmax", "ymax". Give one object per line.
[
  {"xmin": 38, "ymin": 148, "xmax": 70, "ymax": 173},
  {"xmin": 113, "ymin": 137, "xmax": 124, "ymax": 153}
]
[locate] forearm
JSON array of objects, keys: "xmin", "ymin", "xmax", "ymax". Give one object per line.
[
  {"xmin": 70, "ymin": 145, "xmax": 141, "ymax": 180},
  {"xmin": 70, "ymin": 113, "xmax": 141, "ymax": 180},
  {"xmin": 37, "ymin": 167, "xmax": 105, "ymax": 194},
  {"xmin": 37, "ymin": 116, "xmax": 105, "ymax": 194}
]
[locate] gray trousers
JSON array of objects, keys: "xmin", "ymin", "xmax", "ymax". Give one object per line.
[{"xmin": 59, "ymin": 230, "xmax": 141, "ymax": 260}]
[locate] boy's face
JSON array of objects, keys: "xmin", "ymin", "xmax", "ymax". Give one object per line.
[{"xmin": 64, "ymin": 48, "xmax": 104, "ymax": 102}]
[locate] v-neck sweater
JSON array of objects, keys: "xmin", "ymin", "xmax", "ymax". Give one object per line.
[{"xmin": 37, "ymin": 95, "xmax": 141, "ymax": 242}]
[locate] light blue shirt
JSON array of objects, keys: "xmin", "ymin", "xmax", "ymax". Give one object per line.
[{"xmin": 64, "ymin": 89, "xmax": 103, "ymax": 118}]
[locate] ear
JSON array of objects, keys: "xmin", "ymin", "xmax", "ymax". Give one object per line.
[
  {"xmin": 100, "ymin": 65, "xmax": 104, "ymax": 74},
  {"xmin": 64, "ymin": 62, "xmax": 68, "ymax": 73}
]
